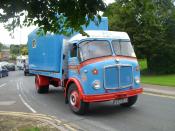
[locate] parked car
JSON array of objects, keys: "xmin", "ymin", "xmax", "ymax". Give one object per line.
[
  {"xmin": 0, "ymin": 62, "xmax": 16, "ymax": 71},
  {"xmin": 0, "ymin": 65, "xmax": 8, "ymax": 78},
  {"xmin": 0, "ymin": 61, "xmax": 9, "ymax": 69},
  {"xmin": 7, "ymin": 63, "xmax": 16, "ymax": 71}
]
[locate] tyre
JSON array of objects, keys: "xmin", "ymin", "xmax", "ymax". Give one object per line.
[
  {"xmin": 120, "ymin": 95, "xmax": 138, "ymax": 107},
  {"xmin": 24, "ymin": 71, "xmax": 27, "ymax": 76},
  {"xmin": 0, "ymin": 73, "xmax": 2, "ymax": 78},
  {"xmin": 35, "ymin": 76, "xmax": 49, "ymax": 94},
  {"xmin": 68, "ymin": 84, "xmax": 89, "ymax": 115}
]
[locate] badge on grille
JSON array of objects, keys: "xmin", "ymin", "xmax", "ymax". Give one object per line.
[{"xmin": 115, "ymin": 59, "xmax": 120, "ymax": 63}]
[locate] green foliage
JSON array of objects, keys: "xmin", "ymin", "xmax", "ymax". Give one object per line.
[
  {"xmin": 104, "ymin": 0, "xmax": 175, "ymax": 74},
  {"xmin": 10, "ymin": 45, "xmax": 20, "ymax": 55},
  {"xmin": 0, "ymin": 42, "xmax": 9, "ymax": 52},
  {"xmin": 10, "ymin": 54, "xmax": 17, "ymax": 60},
  {"xmin": 139, "ymin": 60, "xmax": 175, "ymax": 86},
  {"xmin": 20, "ymin": 45, "xmax": 28, "ymax": 55},
  {"xmin": 10, "ymin": 44, "xmax": 28, "ymax": 55},
  {"xmin": 0, "ymin": 43, "xmax": 3, "ymax": 52},
  {"xmin": 19, "ymin": 127, "xmax": 40, "ymax": 131},
  {"xmin": 0, "ymin": 0, "xmax": 106, "ymax": 36},
  {"xmin": 139, "ymin": 59, "xmax": 147, "ymax": 71}
]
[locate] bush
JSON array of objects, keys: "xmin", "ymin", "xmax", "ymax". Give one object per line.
[
  {"xmin": 10, "ymin": 54, "xmax": 17, "ymax": 60},
  {"xmin": 147, "ymin": 45, "xmax": 175, "ymax": 74}
]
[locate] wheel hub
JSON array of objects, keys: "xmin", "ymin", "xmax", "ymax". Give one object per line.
[{"xmin": 70, "ymin": 91, "xmax": 79, "ymax": 107}]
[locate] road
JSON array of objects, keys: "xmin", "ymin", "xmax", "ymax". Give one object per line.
[{"xmin": 0, "ymin": 71, "xmax": 175, "ymax": 131}]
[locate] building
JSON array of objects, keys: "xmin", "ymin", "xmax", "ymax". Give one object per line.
[{"xmin": 0, "ymin": 49, "xmax": 10, "ymax": 61}]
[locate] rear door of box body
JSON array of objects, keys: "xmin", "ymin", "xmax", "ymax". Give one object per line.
[{"xmin": 28, "ymin": 32, "xmax": 63, "ymax": 78}]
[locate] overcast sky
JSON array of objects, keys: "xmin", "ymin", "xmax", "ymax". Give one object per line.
[{"xmin": 0, "ymin": 0, "xmax": 115, "ymax": 45}]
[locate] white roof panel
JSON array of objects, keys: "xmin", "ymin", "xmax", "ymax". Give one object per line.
[{"xmin": 69, "ymin": 30, "xmax": 130, "ymax": 43}]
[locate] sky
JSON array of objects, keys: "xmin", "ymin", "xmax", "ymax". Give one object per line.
[{"xmin": 0, "ymin": 0, "xmax": 115, "ymax": 45}]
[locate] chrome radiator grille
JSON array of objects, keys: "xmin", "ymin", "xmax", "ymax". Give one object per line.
[{"xmin": 104, "ymin": 65, "xmax": 133, "ymax": 89}]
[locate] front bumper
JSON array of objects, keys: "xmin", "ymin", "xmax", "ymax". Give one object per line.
[{"xmin": 82, "ymin": 88, "xmax": 143, "ymax": 102}]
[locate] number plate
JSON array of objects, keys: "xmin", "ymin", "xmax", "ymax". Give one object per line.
[{"xmin": 113, "ymin": 98, "xmax": 128, "ymax": 105}]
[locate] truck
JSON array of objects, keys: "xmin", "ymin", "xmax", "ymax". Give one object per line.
[
  {"xmin": 16, "ymin": 55, "xmax": 28, "ymax": 70},
  {"xmin": 24, "ymin": 57, "xmax": 30, "ymax": 76},
  {"xmin": 28, "ymin": 17, "xmax": 142, "ymax": 114}
]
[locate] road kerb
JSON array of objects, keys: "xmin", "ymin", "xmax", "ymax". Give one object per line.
[
  {"xmin": 143, "ymin": 88, "xmax": 175, "ymax": 99},
  {"xmin": 0, "ymin": 111, "xmax": 80, "ymax": 131}
]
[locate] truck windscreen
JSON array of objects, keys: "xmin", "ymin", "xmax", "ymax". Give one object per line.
[
  {"xmin": 112, "ymin": 40, "xmax": 136, "ymax": 57},
  {"xmin": 79, "ymin": 40, "xmax": 112, "ymax": 61}
]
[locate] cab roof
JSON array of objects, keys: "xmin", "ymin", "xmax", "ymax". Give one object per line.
[{"xmin": 68, "ymin": 30, "xmax": 130, "ymax": 43}]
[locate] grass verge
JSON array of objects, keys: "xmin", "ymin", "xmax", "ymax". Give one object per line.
[
  {"xmin": 139, "ymin": 59, "xmax": 175, "ymax": 87},
  {"xmin": 141, "ymin": 75, "xmax": 175, "ymax": 87},
  {"xmin": 0, "ymin": 115, "xmax": 58, "ymax": 131}
]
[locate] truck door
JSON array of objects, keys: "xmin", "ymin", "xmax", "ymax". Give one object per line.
[{"xmin": 68, "ymin": 43, "xmax": 80, "ymax": 77}]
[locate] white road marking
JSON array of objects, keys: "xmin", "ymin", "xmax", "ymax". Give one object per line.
[
  {"xmin": 20, "ymin": 81, "xmax": 22, "ymax": 89},
  {"xmin": 0, "ymin": 83, "xmax": 7, "ymax": 88},
  {"xmin": 19, "ymin": 94, "xmax": 37, "ymax": 113},
  {"xmin": 17, "ymin": 83, "xmax": 20, "ymax": 90},
  {"xmin": 143, "ymin": 92, "xmax": 175, "ymax": 100}
]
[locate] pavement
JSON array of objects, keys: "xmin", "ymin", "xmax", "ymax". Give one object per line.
[
  {"xmin": 0, "ymin": 71, "xmax": 175, "ymax": 131},
  {"xmin": 142, "ymin": 84, "xmax": 175, "ymax": 97}
]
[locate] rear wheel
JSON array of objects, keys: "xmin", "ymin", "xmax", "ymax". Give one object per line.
[
  {"xmin": 35, "ymin": 76, "xmax": 49, "ymax": 94},
  {"xmin": 68, "ymin": 84, "xmax": 89, "ymax": 115},
  {"xmin": 120, "ymin": 95, "xmax": 138, "ymax": 107}
]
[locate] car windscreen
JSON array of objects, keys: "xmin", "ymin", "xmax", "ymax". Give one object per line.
[
  {"xmin": 79, "ymin": 40, "xmax": 112, "ymax": 61},
  {"xmin": 112, "ymin": 40, "xmax": 136, "ymax": 57}
]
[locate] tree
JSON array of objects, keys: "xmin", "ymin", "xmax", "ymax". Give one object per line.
[
  {"xmin": 0, "ymin": 43, "xmax": 3, "ymax": 52},
  {"xmin": 0, "ymin": 0, "xmax": 106, "ymax": 35},
  {"xmin": 104, "ymin": 0, "xmax": 175, "ymax": 74},
  {"xmin": 10, "ymin": 44, "xmax": 28, "ymax": 56},
  {"xmin": 20, "ymin": 45, "xmax": 28, "ymax": 55},
  {"xmin": 10, "ymin": 45, "xmax": 20, "ymax": 55},
  {"xmin": 0, "ymin": 42, "xmax": 9, "ymax": 51}
]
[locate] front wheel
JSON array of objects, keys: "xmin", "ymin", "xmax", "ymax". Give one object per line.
[
  {"xmin": 120, "ymin": 95, "xmax": 138, "ymax": 107},
  {"xmin": 68, "ymin": 84, "xmax": 89, "ymax": 115}
]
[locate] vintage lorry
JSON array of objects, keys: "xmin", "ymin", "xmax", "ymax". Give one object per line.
[{"xmin": 28, "ymin": 17, "xmax": 142, "ymax": 114}]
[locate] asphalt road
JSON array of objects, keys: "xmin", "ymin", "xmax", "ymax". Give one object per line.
[{"xmin": 0, "ymin": 71, "xmax": 175, "ymax": 131}]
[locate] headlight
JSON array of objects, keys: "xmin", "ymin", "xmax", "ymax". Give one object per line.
[
  {"xmin": 135, "ymin": 77, "xmax": 140, "ymax": 84},
  {"xmin": 92, "ymin": 80, "xmax": 101, "ymax": 89}
]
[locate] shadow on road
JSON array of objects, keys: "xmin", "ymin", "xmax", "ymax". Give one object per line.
[
  {"xmin": 86, "ymin": 102, "xmax": 139, "ymax": 117},
  {"xmin": 48, "ymin": 87, "xmax": 64, "ymax": 95}
]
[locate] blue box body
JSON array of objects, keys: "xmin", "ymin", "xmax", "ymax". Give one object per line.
[{"xmin": 28, "ymin": 17, "xmax": 108, "ymax": 78}]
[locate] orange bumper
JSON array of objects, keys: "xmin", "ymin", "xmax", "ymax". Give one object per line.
[{"xmin": 82, "ymin": 88, "xmax": 143, "ymax": 103}]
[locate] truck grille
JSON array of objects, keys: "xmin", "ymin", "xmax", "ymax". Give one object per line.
[{"xmin": 104, "ymin": 65, "xmax": 133, "ymax": 89}]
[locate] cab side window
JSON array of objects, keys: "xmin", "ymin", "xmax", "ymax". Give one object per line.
[{"xmin": 70, "ymin": 44, "xmax": 77, "ymax": 57}]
